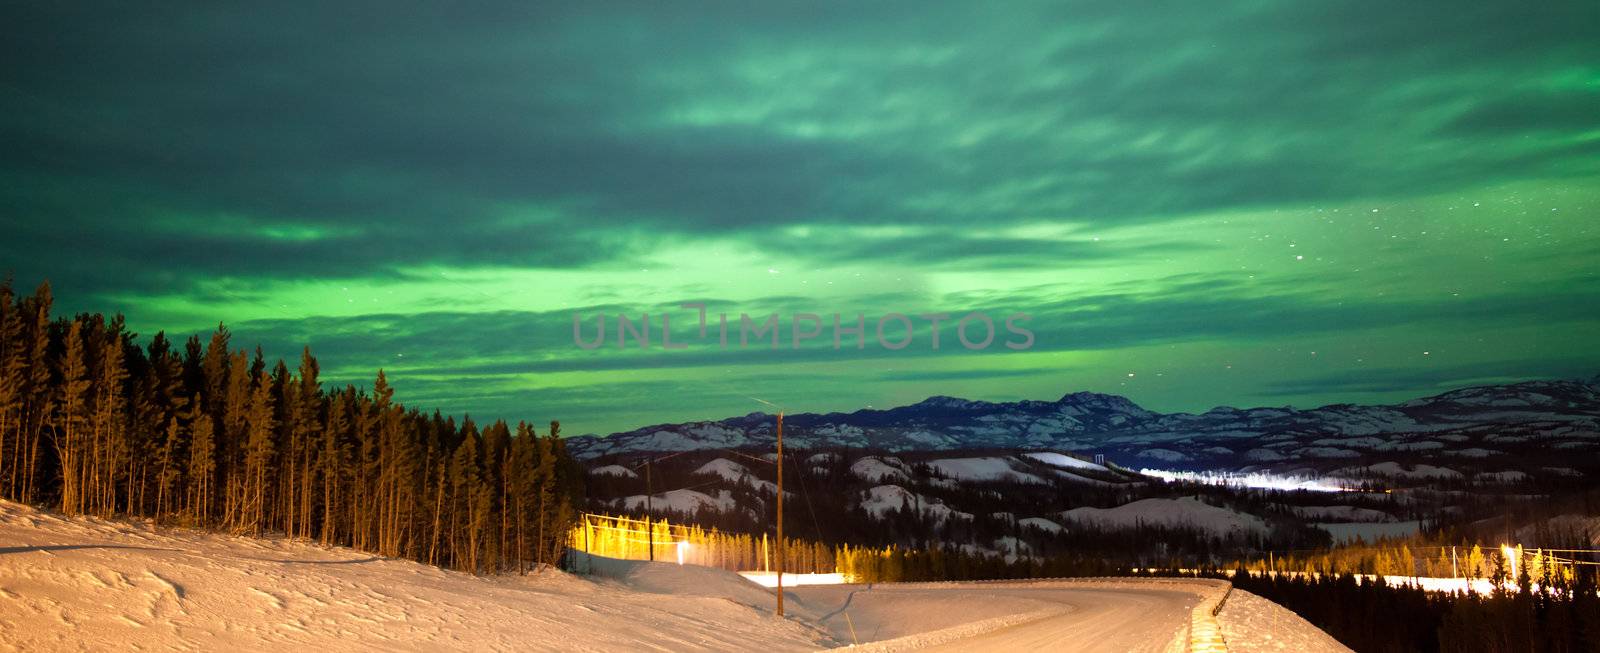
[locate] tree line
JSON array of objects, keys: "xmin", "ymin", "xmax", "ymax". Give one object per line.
[
  {"xmin": 1238, "ymin": 541, "xmax": 1583, "ymax": 589},
  {"xmin": 574, "ymin": 511, "xmax": 1127, "ymax": 581},
  {"xmin": 1224, "ymin": 568, "xmax": 1600, "ymax": 653},
  {"xmin": 574, "ymin": 512, "xmax": 838, "ymax": 573},
  {"xmin": 0, "ymin": 280, "xmax": 582, "ymax": 574}
]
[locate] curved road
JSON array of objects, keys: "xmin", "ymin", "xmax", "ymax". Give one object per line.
[{"xmin": 789, "ymin": 581, "xmax": 1200, "ymax": 652}]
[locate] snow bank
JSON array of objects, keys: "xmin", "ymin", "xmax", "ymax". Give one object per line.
[
  {"xmin": 1217, "ymin": 588, "xmax": 1352, "ymax": 652},
  {"xmin": 737, "ymin": 571, "xmax": 846, "ymax": 587},
  {"xmin": 579, "ymin": 551, "xmax": 784, "ymax": 609}
]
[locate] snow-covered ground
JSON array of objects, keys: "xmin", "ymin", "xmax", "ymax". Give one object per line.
[
  {"xmin": 925, "ymin": 457, "xmax": 1049, "ymax": 485},
  {"xmin": 788, "ymin": 580, "xmax": 1201, "ymax": 651},
  {"xmin": 0, "ymin": 500, "xmax": 826, "ymax": 652},
  {"xmin": 1022, "ymin": 451, "xmax": 1111, "ymax": 473},
  {"xmin": 615, "ymin": 487, "xmax": 744, "ymax": 516},
  {"xmin": 587, "ymin": 464, "xmax": 637, "ymax": 478},
  {"xmin": 1, "ymin": 500, "xmax": 1347, "ymax": 651},
  {"xmin": 1217, "ymin": 589, "xmax": 1352, "ymax": 652},
  {"xmin": 858, "ymin": 485, "xmax": 973, "ymax": 523},
  {"xmin": 694, "ymin": 458, "xmax": 783, "ymax": 494},
  {"xmin": 849, "ymin": 456, "xmax": 911, "ymax": 483}
]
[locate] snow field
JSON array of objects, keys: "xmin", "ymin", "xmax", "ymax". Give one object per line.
[
  {"xmin": 0, "ymin": 500, "xmax": 828, "ymax": 652},
  {"xmin": 1, "ymin": 500, "xmax": 1349, "ymax": 652}
]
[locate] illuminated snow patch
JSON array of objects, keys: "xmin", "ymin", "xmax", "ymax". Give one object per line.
[
  {"xmin": 1139, "ymin": 468, "xmax": 1351, "ymax": 492},
  {"xmin": 738, "ymin": 572, "xmax": 848, "ymax": 587}
]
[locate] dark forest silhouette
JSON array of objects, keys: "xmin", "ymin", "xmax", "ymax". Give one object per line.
[{"xmin": 0, "ymin": 280, "xmax": 582, "ymax": 574}]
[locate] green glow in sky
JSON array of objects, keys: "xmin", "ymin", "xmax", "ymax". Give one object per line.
[{"xmin": 3, "ymin": 2, "xmax": 1597, "ymax": 434}]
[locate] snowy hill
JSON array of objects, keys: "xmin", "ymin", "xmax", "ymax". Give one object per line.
[
  {"xmin": 566, "ymin": 377, "xmax": 1600, "ymax": 487},
  {"xmin": 1058, "ymin": 497, "xmax": 1271, "ymax": 538},
  {"xmin": 0, "ymin": 500, "xmax": 827, "ymax": 651}
]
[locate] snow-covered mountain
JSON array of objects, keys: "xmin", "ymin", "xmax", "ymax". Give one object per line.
[{"xmin": 566, "ymin": 378, "xmax": 1600, "ymax": 472}]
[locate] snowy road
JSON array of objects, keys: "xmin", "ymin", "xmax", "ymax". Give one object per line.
[
  {"xmin": 915, "ymin": 586, "xmax": 1194, "ymax": 652},
  {"xmin": 789, "ymin": 581, "xmax": 1202, "ymax": 652}
]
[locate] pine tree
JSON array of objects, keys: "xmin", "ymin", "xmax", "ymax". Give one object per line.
[
  {"xmin": 144, "ymin": 334, "xmax": 190, "ymax": 518},
  {"xmin": 90, "ymin": 324, "xmax": 129, "ymax": 515},
  {"xmin": 20, "ymin": 282, "xmax": 53, "ymax": 501},
  {"xmin": 221, "ymin": 349, "xmax": 250, "ymax": 526},
  {"xmin": 508, "ymin": 422, "xmax": 536, "ymax": 572},
  {"xmin": 188, "ymin": 398, "xmax": 216, "ymax": 521},
  {"xmin": 289, "ymin": 347, "xmax": 320, "ymax": 539},
  {"xmin": 0, "ymin": 280, "xmax": 22, "ymax": 499},
  {"xmin": 242, "ymin": 371, "xmax": 276, "ymax": 534},
  {"xmin": 320, "ymin": 389, "xmax": 352, "ymax": 545},
  {"xmin": 56, "ymin": 321, "xmax": 92, "ymax": 515},
  {"xmin": 450, "ymin": 428, "xmax": 484, "ymax": 573}
]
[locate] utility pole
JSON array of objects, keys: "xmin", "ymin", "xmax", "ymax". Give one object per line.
[
  {"xmin": 747, "ymin": 396, "xmax": 787, "ymax": 617},
  {"xmin": 775, "ymin": 410, "xmax": 785, "ymax": 617},
  {"xmin": 645, "ymin": 459, "xmax": 654, "ymax": 561}
]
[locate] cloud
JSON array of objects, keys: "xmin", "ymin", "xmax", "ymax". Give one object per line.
[
  {"xmin": 5, "ymin": 0, "xmax": 1599, "ymax": 299},
  {"xmin": 3, "ymin": 1, "xmax": 1597, "ymax": 433}
]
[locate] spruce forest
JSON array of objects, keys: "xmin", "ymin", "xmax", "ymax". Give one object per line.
[{"xmin": 0, "ymin": 280, "xmax": 583, "ymax": 574}]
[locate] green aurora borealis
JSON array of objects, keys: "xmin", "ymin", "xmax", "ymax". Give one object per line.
[{"xmin": 2, "ymin": 2, "xmax": 1597, "ymax": 434}]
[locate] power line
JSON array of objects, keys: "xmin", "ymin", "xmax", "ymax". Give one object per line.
[{"xmin": 787, "ymin": 449, "xmax": 825, "ymax": 542}]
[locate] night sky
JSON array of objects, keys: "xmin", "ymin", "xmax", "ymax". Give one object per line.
[{"xmin": 3, "ymin": 2, "xmax": 1597, "ymax": 435}]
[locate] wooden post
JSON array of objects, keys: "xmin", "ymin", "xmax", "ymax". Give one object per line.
[
  {"xmin": 776, "ymin": 411, "xmax": 785, "ymax": 617},
  {"xmin": 646, "ymin": 461, "xmax": 654, "ymax": 561}
]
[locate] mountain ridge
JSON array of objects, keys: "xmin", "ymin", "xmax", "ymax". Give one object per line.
[{"xmin": 566, "ymin": 376, "xmax": 1600, "ymax": 466}]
